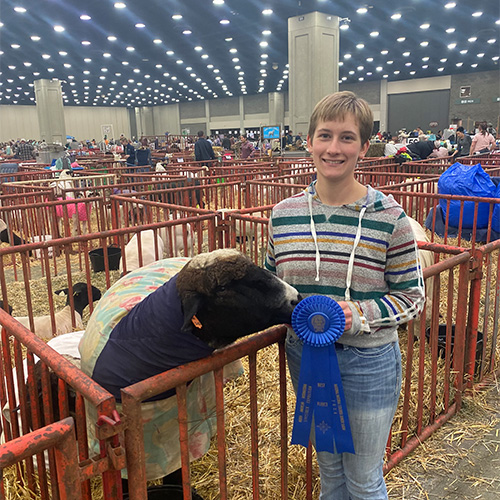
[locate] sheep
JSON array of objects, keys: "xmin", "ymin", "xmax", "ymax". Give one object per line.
[
  {"xmin": 119, "ymin": 223, "xmax": 193, "ymax": 274},
  {"xmin": 79, "ymin": 249, "xmax": 301, "ymax": 483},
  {"xmin": 14, "ymin": 283, "xmax": 101, "ymax": 341},
  {"xmin": 0, "ymin": 218, "xmax": 32, "ymax": 256},
  {"xmin": 119, "ymin": 229, "xmax": 165, "ymax": 274},
  {"xmin": 408, "ymin": 216, "xmax": 435, "ymax": 329}
]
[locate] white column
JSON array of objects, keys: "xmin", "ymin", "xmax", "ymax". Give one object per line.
[
  {"xmin": 288, "ymin": 12, "xmax": 340, "ymax": 136},
  {"xmin": 34, "ymin": 79, "xmax": 66, "ymax": 144}
]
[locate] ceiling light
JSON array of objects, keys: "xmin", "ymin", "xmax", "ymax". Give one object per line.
[
  {"xmin": 391, "ymin": 13, "xmax": 401, "ymax": 20},
  {"xmin": 172, "ymin": 14, "xmax": 182, "ymax": 20},
  {"xmin": 53, "ymin": 25, "xmax": 65, "ymax": 32},
  {"xmin": 183, "ymin": 30, "xmax": 192, "ymax": 35},
  {"xmin": 262, "ymin": 30, "xmax": 271, "ymax": 35},
  {"xmin": 30, "ymin": 36, "xmax": 41, "ymax": 41},
  {"xmin": 103, "ymin": 53, "xmax": 111, "ymax": 57},
  {"xmin": 108, "ymin": 36, "xmax": 117, "ymax": 41},
  {"xmin": 487, "ymin": 39, "xmax": 496, "ymax": 44},
  {"xmin": 472, "ymin": 12, "xmax": 482, "ymax": 17},
  {"xmin": 422, "ymin": 65, "xmax": 428, "ymax": 69},
  {"xmin": 381, "ymin": 50, "xmax": 389, "ymax": 55},
  {"xmin": 81, "ymin": 40, "xmax": 91, "ymax": 45},
  {"xmin": 440, "ymin": 58, "xmax": 447, "ymax": 62},
  {"xmin": 422, "ymin": 57, "xmax": 430, "ymax": 61},
  {"xmin": 84, "ymin": 58, "xmax": 91, "ymax": 62},
  {"xmin": 370, "ymin": 31, "xmax": 379, "ymax": 37},
  {"xmin": 260, "ymin": 41, "xmax": 268, "ymax": 47},
  {"xmin": 456, "ymin": 62, "xmax": 463, "ymax": 67},
  {"xmin": 437, "ymin": 67, "xmax": 444, "ymax": 72},
  {"xmin": 220, "ymin": 19, "xmax": 230, "ymax": 25},
  {"xmin": 229, "ymin": 48, "xmax": 237, "ymax": 53},
  {"xmin": 339, "ymin": 18, "xmax": 350, "ymax": 30},
  {"xmin": 492, "ymin": 56, "xmax": 500, "ymax": 61},
  {"xmin": 126, "ymin": 46, "xmax": 135, "ymax": 51},
  {"xmin": 366, "ymin": 57, "xmax": 373, "ymax": 62},
  {"xmin": 213, "ymin": 0, "xmax": 224, "ymax": 4},
  {"xmin": 11, "ymin": 44, "xmax": 20, "ymax": 49},
  {"xmin": 468, "ymin": 37, "xmax": 477, "ymax": 42},
  {"xmin": 14, "ymin": 6, "xmax": 27, "ymax": 13},
  {"xmin": 387, "ymin": 60, "xmax": 394, "ymax": 65},
  {"xmin": 471, "ymin": 63, "xmax": 478, "ymax": 67},
  {"xmin": 445, "ymin": 2, "xmax": 456, "ymax": 8},
  {"xmin": 397, "ymin": 37, "xmax": 405, "ymax": 42},
  {"xmin": 420, "ymin": 41, "xmax": 429, "ymax": 47},
  {"xmin": 357, "ymin": 7, "xmax": 368, "ymax": 14},
  {"xmin": 344, "ymin": 53, "xmax": 352, "ymax": 59},
  {"xmin": 42, "ymin": 54, "xmax": 50, "ymax": 59},
  {"xmin": 460, "ymin": 49, "xmax": 468, "ymax": 54},
  {"xmin": 420, "ymin": 23, "xmax": 430, "ymax": 30},
  {"xmin": 403, "ymin": 52, "xmax": 410, "ymax": 56},
  {"xmin": 356, "ymin": 43, "xmax": 364, "ymax": 49},
  {"xmin": 477, "ymin": 53, "xmax": 485, "ymax": 57},
  {"xmin": 136, "ymin": 23, "xmax": 146, "ymax": 28},
  {"xmin": 262, "ymin": 9, "xmax": 273, "ymax": 15},
  {"xmin": 166, "ymin": 50, "xmax": 174, "ymax": 56},
  {"xmin": 447, "ymin": 43, "xmax": 456, "ymax": 49},
  {"xmin": 59, "ymin": 51, "xmax": 67, "ymax": 56},
  {"xmin": 114, "ymin": 2, "xmax": 126, "ymax": 9},
  {"xmin": 80, "ymin": 14, "xmax": 91, "ymax": 21},
  {"xmin": 261, "ymin": 54, "xmax": 269, "ymax": 59}
]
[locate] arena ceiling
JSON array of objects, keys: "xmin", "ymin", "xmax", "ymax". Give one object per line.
[{"xmin": 1, "ymin": 0, "xmax": 498, "ymax": 107}]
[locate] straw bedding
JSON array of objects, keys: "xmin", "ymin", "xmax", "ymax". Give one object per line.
[{"xmin": 1, "ymin": 232, "xmax": 498, "ymax": 499}]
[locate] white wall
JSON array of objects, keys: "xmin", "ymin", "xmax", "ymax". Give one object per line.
[
  {"xmin": 0, "ymin": 105, "xmax": 131, "ymax": 142},
  {"xmin": 0, "ymin": 105, "xmax": 39, "ymax": 141},
  {"xmin": 64, "ymin": 106, "xmax": 130, "ymax": 142}
]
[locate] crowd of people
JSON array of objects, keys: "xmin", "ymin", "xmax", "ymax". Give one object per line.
[
  {"xmin": 1, "ymin": 121, "xmax": 497, "ymax": 165},
  {"xmin": 377, "ymin": 121, "xmax": 498, "ymax": 160}
]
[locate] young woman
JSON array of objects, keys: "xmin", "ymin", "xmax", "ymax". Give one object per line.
[
  {"xmin": 470, "ymin": 121, "xmax": 496, "ymax": 155},
  {"xmin": 266, "ymin": 91, "xmax": 425, "ymax": 499}
]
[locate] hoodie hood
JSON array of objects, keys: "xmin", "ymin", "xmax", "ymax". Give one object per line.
[{"xmin": 305, "ymin": 182, "xmax": 401, "ymax": 299}]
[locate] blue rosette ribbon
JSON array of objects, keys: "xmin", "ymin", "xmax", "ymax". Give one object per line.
[{"xmin": 291, "ymin": 295, "xmax": 355, "ymax": 454}]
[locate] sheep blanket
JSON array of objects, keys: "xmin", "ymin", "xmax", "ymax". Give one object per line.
[{"xmin": 79, "ymin": 258, "xmax": 243, "ymax": 480}]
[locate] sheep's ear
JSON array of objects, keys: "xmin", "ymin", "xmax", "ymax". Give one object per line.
[
  {"xmin": 181, "ymin": 293, "xmax": 204, "ymax": 333},
  {"xmin": 54, "ymin": 288, "xmax": 69, "ymax": 297}
]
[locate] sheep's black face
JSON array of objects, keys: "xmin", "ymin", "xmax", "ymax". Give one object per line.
[{"xmin": 177, "ymin": 250, "xmax": 301, "ymax": 349}]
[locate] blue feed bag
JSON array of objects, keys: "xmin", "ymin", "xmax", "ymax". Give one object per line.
[{"xmin": 438, "ymin": 162, "xmax": 496, "ymax": 229}]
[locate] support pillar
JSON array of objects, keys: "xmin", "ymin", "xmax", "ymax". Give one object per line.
[
  {"xmin": 34, "ymin": 79, "xmax": 66, "ymax": 144},
  {"xmin": 288, "ymin": 12, "xmax": 340, "ymax": 137}
]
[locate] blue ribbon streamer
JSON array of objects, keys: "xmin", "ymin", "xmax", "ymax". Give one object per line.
[{"xmin": 291, "ymin": 296, "xmax": 355, "ymax": 454}]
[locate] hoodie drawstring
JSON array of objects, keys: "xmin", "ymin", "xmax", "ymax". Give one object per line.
[
  {"xmin": 345, "ymin": 206, "xmax": 367, "ymax": 301},
  {"xmin": 308, "ymin": 194, "xmax": 321, "ymax": 281}
]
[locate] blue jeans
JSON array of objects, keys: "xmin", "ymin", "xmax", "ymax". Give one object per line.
[{"xmin": 286, "ymin": 330, "xmax": 402, "ymax": 500}]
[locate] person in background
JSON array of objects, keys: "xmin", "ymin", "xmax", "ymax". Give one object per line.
[
  {"xmin": 451, "ymin": 127, "xmax": 472, "ymax": 158},
  {"xmin": 15, "ymin": 138, "xmax": 35, "ymax": 161},
  {"xmin": 470, "ymin": 121, "xmax": 496, "ymax": 155},
  {"xmin": 135, "ymin": 138, "xmax": 152, "ymax": 167},
  {"xmin": 221, "ymin": 135, "xmax": 232, "ymax": 150},
  {"xmin": 194, "ymin": 130, "xmax": 215, "ymax": 163},
  {"xmin": 239, "ymin": 134, "xmax": 255, "ymax": 159},
  {"xmin": 122, "ymin": 138, "xmax": 136, "ymax": 166},
  {"xmin": 406, "ymin": 140, "xmax": 440, "ymax": 160},
  {"xmin": 265, "ymin": 90, "xmax": 425, "ymax": 499},
  {"xmin": 287, "ymin": 130, "xmax": 294, "ymax": 145}
]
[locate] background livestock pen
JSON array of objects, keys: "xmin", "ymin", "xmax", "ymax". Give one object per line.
[{"xmin": 0, "ymin": 153, "xmax": 498, "ymax": 499}]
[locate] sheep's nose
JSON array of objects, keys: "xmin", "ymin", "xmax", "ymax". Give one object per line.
[{"xmin": 292, "ymin": 294, "xmax": 303, "ymax": 306}]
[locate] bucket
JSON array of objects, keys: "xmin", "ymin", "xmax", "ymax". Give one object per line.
[
  {"xmin": 89, "ymin": 246, "xmax": 121, "ymax": 272},
  {"xmin": 123, "ymin": 484, "xmax": 204, "ymax": 500}
]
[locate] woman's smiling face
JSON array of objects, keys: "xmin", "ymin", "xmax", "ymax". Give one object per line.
[{"xmin": 307, "ymin": 113, "xmax": 370, "ymax": 185}]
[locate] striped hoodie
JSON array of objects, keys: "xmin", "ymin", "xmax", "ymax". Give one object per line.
[{"xmin": 265, "ymin": 182, "xmax": 425, "ymax": 348}]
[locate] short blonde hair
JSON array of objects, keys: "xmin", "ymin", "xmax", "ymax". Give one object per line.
[{"xmin": 308, "ymin": 91, "xmax": 374, "ymax": 145}]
